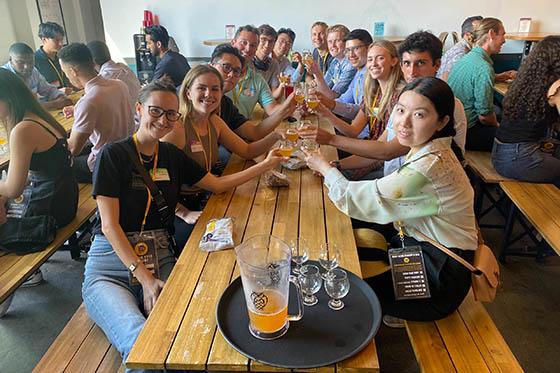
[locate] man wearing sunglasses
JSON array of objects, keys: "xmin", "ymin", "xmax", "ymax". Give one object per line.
[
  {"xmin": 59, "ymin": 43, "xmax": 134, "ymax": 183},
  {"xmin": 318, "ymin": 29, "xmax": 372, "ymax": 123},
  {"xmin": 211, "ymin": 44, "xmax": 295, "ymax": 142}
]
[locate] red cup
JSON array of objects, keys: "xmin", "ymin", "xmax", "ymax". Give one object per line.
[{"xmin": 285, "ymin": 85, "xmax": 294, "ymax": 99}]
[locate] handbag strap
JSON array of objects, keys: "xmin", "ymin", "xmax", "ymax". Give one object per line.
[
  {"xmin": 125, "ymin": 144, "xmax": 178, "ymax": 250},
  {"xmin": 409, "ymin": 228, "xmax": 478, "ymax": 273}
]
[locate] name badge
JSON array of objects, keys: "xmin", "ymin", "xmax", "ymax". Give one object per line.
[
  {"xmin": 190, "ymin": 141, "xmax": 204, "ymax": 153},
  {"xmin": 243, "ymin": 88, "xmax": 255, "ymax": 97},
  {"xmin": 388, "ymin": 246, "xmax": 431, "ymax": 300},
  {"xmin": 127, "ymin": 233, "xmax": 160, "ymax": 285},
  {"xmin": 150, "ymin": 168, "xmax": 170, "ymax": 181}
]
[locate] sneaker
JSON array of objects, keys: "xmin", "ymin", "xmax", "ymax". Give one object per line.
[
  {"xmin": 0, "ymin": 294, "xmax": 14, "ymax": 318},
  {"xmin": 21, "ymin": 269, "xmax": 44, "ymax": 287},
  {"xmin": 382, "ymin": 315, "xmax": 406, "ymax": 328}
]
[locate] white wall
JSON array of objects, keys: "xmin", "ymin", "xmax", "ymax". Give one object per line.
[{"xmin": 99, "ymin": 0, "xmax": 559, "ymax": 61}]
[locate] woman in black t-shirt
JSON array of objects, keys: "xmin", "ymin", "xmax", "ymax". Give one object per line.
[
  {"xmin": 82, "ymin": 78, "xmax": 282, "ymax": 366},
  {"xmin": 492, "ymin": 36, "xmax": 560, "ymax": 187}
]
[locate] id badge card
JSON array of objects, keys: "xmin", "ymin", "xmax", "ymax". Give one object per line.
[
  {"xmin": 190, "ymin": 140, "xmax": 204, "ymax": 153},
  {"xmin": 150, "ymin": 168, "xmax": 170, "ymax": 181},
  {"xmin": 388, "ymin": 246, "xmax": 431, "ymax": 300},
  {"xmin": 127, "ymin": 232, "xmax": 160, "ymax": 285}
]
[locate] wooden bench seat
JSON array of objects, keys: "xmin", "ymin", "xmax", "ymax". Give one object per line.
[
  {"xmin": 406, "ymin": 291, "xmax": 523, "ymax": 372},
  {"xmin": 465, "ymin": 151, "xmax": 512, "ymax": 228},
  {"xmin": 0, "ymin": 183, "xmax": 97, "ymax": 305},
  {"xmin": 499, "ymin": 181, "xmax": 560, "ymax": 261},
  {"xmin": 34, "ymin": 303, "xmax": 123, "ymax": 373}
]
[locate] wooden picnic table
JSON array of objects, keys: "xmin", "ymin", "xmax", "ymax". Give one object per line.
[
  {"xmin": 0, "ymin": 91, "xmax": 82, "ymax": 169},
  {"xmin": 126, "ymin": 115, "xmax": 380, "ymax": 372}
]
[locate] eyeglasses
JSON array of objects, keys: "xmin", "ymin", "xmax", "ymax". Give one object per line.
[
  {"xmin": 237, "ymin": 39, "xmax": 258, "ymax": 49},
  {"xmin": 148, "ymin": 106, "xmax": 182, "ymax": 122},
  {"xmin": 214, "ymin": 62, "xmax": 243, "ymax": 77},
  {"xmin": 344, "ymin": 44, "xmax": 366, "ymax": 55}
]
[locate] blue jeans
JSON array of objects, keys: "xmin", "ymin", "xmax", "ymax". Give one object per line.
[
  {"xmin": 492, "ymin": 139, "xmax": 560, "ymax": 187},
  {"xmin": 82, "ymin": 234, "xmax": 176, "ymax": 373}
]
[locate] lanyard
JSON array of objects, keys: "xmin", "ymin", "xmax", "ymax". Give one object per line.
[
  {"xmin": 368, "ymin": 88, "xmax": 381, "ymax": 134},
  {"xmin": 132, "ymin": 133, "xmax": 159, "ymax": 235},
  {"xmin": 233, "ymin": 66, "xmax": 251, "ymax": 105},
  {"xmin": 320, "ymin": 52, "xmax": 329, "ymax": 74},
  {"xmin": 192, "ymin": 120, "xmax": 213, "ymax": 172},
  {"xmin": 396, "ymin": 221, "xmax": 406, "ymax": 249},
  {"xmin": 45, "ymin": 54, "xmax": 65, "ymax": 86},
  {"xmin": 355, "ymin": 73, "xmax": 363, "ymax": 102}
]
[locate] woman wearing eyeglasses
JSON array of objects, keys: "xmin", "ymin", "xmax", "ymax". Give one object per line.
[{"xmin": 82, "ymin": 78, "xmax": 282, "ymax": 368}]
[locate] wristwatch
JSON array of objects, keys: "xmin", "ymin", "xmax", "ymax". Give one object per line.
[{"xmin": 128, "ymin": 259, "xmax": 141, "ymax": 273}]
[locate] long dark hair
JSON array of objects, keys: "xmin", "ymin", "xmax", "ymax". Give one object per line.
[
  {"xmin": 503, "ymin": 36, "xmax": 560, "ymax": 124},
  {"xmin": 399, "ymin": 77, "xmax": 464, "ymax": 161},
  {"xmin": 0, "ymin": 69, "xmax": 66, "ymax": 139}
]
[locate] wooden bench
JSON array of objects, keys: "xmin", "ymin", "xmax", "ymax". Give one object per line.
[
  {"xmin": 34, "ymin": 303, "xmax": 123, "ymax": 373},
  {"xmin": 499, "ymin": 181, "xmax": 560, "ymax": 262},
  {"xmin": 406, "ymin": 291, "xmax": 523, "ymax": 372},
  {"xmin": 465, "ymin": 151, "xmax": 512, "ymax": 228},
  {"xmin": 0, "ymin": 183, "xmax": 97, "ymax": 308}
]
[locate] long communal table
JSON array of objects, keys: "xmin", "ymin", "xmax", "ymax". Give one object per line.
[
  {"xmin": 0, "ymin": 91, "xmax": 82, "ymax": 169},
  {"xmin": 126, "ymin": 116, "xmax": 381, "ymax": 372}
]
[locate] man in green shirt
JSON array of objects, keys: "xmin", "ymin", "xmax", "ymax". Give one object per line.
[{"xmin": 448, "ymin": 17, "xmax": 506, "ymax": 151}]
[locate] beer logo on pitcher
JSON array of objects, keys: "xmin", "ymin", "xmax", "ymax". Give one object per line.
[
  {"xmin": 268, "ymin": 262, "xmax": 281, "ymax": 285},
  {"xmin": 250, "ymin": 292, "xmax": 268, "ymax": 311}
]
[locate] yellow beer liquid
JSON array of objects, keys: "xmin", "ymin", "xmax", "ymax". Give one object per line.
[
  {"xmin": 279, "ymin": 75, "xmax": 291, "ymax": 84},
  {"xmin": 285, "ymin": 129, "xmax": 299, "ymax": 142},
  {"xmin": 307, "ymin": 100, "xmax": 319, "ymax": 109},
  {"xmin": 278, "ymin": 147, "xmax": 294, "ymax": 157},
  {"xmin": 248, "ymin": 290, "xmax": 288, "ymax": 333},
  {"xmin": 294, "ymin": 94, "xmax": 305, "ymax": 104}
]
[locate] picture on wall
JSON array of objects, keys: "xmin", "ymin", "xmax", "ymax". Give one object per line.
[{"xmin": 36, "ymin": 0, "xmax": 69, "ymax": 44}]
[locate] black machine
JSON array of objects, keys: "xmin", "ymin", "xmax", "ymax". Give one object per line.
[
  {"xmin": 133, "ymin": 33, "xmax": 156, "ymax": 84},
  {"xmin": 491, "ymin": 53, "xmax": 523, "ymax": 74}
]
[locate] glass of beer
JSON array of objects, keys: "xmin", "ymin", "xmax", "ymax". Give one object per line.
[
  {"xmin": 278, "ymin": 140, "xmax": 294, "ymax": 158},
  {"xmin": 285, "ymin": 126, "xmax": 299, "ymax": 143},
  {"xmin": 306, "ymin": 92, "xmax": 319, "ymax": 113},
  {"xmin": 294, "ymin": 83, "xmax": 305, "ymax": 105},
  {"xmin": 235, "ymin": 235, "xmax": 304, "ymax": 340}
]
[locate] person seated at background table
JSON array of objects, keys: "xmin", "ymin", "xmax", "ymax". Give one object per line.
[
  {"xmin": 211, "ymin": 44, "xmax": 296, "ymax": 141},
  {"xmin": 448, "ymin": 17, "xmax": 506, "ymax": 151},
  {"xmin": 228, "ymin": 25, "xmax": 281, "ymax": 118},
  {"xmin": 437, "ymin": 15, "xmax": 483, "ymax": 81},
  {"xmin": 492, "ymin": 36, "xmax": 560, "ymax": 187},
  {"xmin": 145, "ymin": 25, "xmax": 191, "ymax": 87},
  {"xmin": 310, "ymin": 21, "xmax": 333, "ymax": 74},
  {"xmin": 301, "ymin": 32, "xmax": 468, "ymax": 181},
  {"xmin": 272, "ymin": 28, "xmax": 304, "ymax": 83},
  {"xmin": 305, "ymin": 76, "xmax": 477, "ymax": 326},
  {"xmin": 318, "ymin": 29, "xmax": 372, "ymax": 122},
  {"xmin": 309, "ymin": 24, "xmax": 357, "ymax": 99},
  {"xmin": 0, "ymin": 69, "xmax": 78, "ymax": 256},
  {"xmin": 253, "ymin": 24, "xmax": 283, "ymax": 97},
  {"xmin": 2, "ymin": 43, "xmax": 72, "ymax": 111},
  {"xmin": 59, "ymin": 43, "xmax": 134, "ymax": 183},
  {"xmin": 163, "ymin": 66, "xmax": 284, "ymax": 246},
  {"xmin": 35, "ymin": 22, "xmax": 71, "ymax": 89},
  {"xmin": 87, "ymin": 40, "xmax": 141, "ymax": 112},
  {"xmin": 82, "ymin": 78, "xmax": 283, "ymax": 369}
]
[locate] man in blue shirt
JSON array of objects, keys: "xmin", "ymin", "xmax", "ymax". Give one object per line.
[
  {"xmin": 310, "ymin": 24, "xmax": 356, "ymax": 99},
  {"xmin": 319, "ymin": 29, "xmax": 372, "ymax": 134},
  {"xmin": 145, "ymin": 25, "xmax": 190, "ymax": 87},
  {"xmin": 311, "ymin": 21, "xmax": 333, "ymax": 74},
  {"xmin": 2, "ymin": 43, "xmax": 71, "ymax": 110}
]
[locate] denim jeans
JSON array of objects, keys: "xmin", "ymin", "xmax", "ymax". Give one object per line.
[
  {"xmin": 82, "ymin": 234, "xmax": 176, "ymax": 373},
  {"xmin": 492, "ymin": 139, "xmax": 560, "ymax": 187}
]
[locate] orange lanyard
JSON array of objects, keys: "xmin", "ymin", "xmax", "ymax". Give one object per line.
[
  {"xmin": 355, "ymin": 72, "xmax": 363, "ymax": 102},
  {"xmin": 46, "ymin": 55, "xmax": 64, "ymax": 85},
  {"xmin": 233, "ymin": 67, "xmax": 251, "ymax": 105},
  {"xmin": 368, "ymin": 88, "xmax": 381, "ymax": 134},
  {"xmin": 132, "ymin": 133, "xmax": 159, "ymax": 235},
  {"xmin": 192, "ymin": 120, "xmax": 213, "ymax": 172},
  {"xmin": 320, "ymin": 52, "xmax": 329, "ymax": 73}
]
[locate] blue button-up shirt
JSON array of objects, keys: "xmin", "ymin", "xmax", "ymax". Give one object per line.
[
  {"xmin": 324, "ymin": 57, "xmax": 356, "ymax": 97},
  {"xmin": 333, "ymin": 65, "xmax": 366, "ymax": 121},
  {"xmin": 2, "ymin": 62, "xmax": 64, "ymax": 102}
]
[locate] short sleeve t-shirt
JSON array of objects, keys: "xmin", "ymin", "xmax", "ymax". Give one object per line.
[
  {"xmin": 220, "ymin": 95, "xmax": 248, "ymax": 131},
  {"xmin": 92, "ymin": 137, "xmax": 207, "ymax": 234},
  {"xmin": 153, "ymin": 50, "xmax": 191, "ymax": 87},
  {"xmin": 225, "ymin": 66, "xmax": 275, "ymax": 118}
]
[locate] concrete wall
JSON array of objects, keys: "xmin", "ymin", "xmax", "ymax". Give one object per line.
[{"xmin": 99, "ymin": 0, "xmax": 559, "ymax": 61}]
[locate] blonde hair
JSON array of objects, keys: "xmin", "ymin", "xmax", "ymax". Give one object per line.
[
  {"xmin": 472, "ymin": 17, "xmax": 503, "ymax": 46},
  {"xmin": 178, "ymin": 65, "xmax": 224, "ymax": 124},
  {"xmin": 327, "ymin": 24, "xmax": 350, "ymax": 39},
  {"xmin": 363, "ymin": 40, "xmax": 403, "ymax": 122},
  {"xmin": 311, "ymin": 21, "xmax": 328, "ymax": 30}
]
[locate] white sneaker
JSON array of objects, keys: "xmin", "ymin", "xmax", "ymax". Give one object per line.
[
  {"xmin": 21, "ymin": 269, "xmax": 44, "ymax": 287},
  {"xmin": 0, "ymin": 294, "xmax": 14, "ymax": 318},
  {"xmin": 383, "ymin": 315, "xmax": 406, "ymax": 328}
]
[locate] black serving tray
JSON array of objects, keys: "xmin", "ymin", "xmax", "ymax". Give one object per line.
[{"xmin": 216, "ymin": 263, "xmax": 382, "ymax": 369}]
